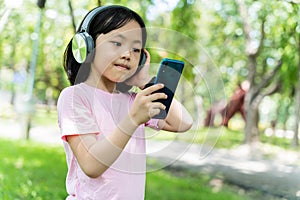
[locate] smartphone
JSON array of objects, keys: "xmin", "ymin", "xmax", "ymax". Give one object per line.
[{"xmin": 153, "ymin": 58, "xmax": 185, "ymax": 119}]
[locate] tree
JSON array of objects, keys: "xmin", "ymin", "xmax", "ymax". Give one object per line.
[
  {"xmin": 290, "ymin": 2, "xmax": 300, "ymax": 146},
  {"xmin": 231, "ymin": 0, "xmax": 297, "ymax": 143},
  {"xmin": 198, "ymin": 0, "xmax": 300, "ymax": 143}
]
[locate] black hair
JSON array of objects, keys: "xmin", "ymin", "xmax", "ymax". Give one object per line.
[{"xmin": 63, "ymin": 5, "xmax": 147, "ymax": 87}]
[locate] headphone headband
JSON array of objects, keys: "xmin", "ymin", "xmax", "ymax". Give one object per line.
[{"xmin": 79, "ymin": 5, "xmax": 126, "ymax": 33}]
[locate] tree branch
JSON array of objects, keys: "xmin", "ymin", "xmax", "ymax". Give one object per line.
[
  {"xmin": 256, "ymin": 18, "xmax": 266, "ymax": 56},
  {"xmin": 253, "ymin": 60, "xmax": 282, "ymax": 97},
  {"xmin": 261, "ymin": 81, "xmax": 280, "ymax": 97},
  {"xmin": 68, "ymin": 0, "xmax": 76, "ymax": 33},
  {"xmin": 235, "ymin": 0, "xmax": 266, "ymax": 57},
  {"xmin": 235, "ymin": 0, "xmax": 252, "ymax": 54}
]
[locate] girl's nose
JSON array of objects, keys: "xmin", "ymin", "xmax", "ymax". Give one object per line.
[{"xmin": 121, "ymin": 50, "xmax": 131, "ymax": 60}]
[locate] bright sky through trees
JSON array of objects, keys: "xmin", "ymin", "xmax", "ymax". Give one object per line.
[{"xmin": 147, "ymin": 0, "xmax": 180, "ymax": 20}]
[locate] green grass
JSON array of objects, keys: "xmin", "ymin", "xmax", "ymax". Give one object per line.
[
  {"xmin": 146, "ymin": 127, "xmax": 245, "ymax": 149},
  {"xmin": 260, "ymin": 134, "xmax": 298, "ymax": 150},
  {"xmin": 145, "ymin": 166, "xmax": 248, "ymax": 200},
  {"xmin": 0, "ymin": 138, "xmax": 253, "ymax": 200},
  {"xmin": 0, "ymin": 139, "xmax": 67, "ymax": 199}
]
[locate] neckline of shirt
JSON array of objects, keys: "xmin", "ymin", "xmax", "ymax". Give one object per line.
[{"xmin": 80, "ymin": 82, "xmax": 124, "ymax": 96}]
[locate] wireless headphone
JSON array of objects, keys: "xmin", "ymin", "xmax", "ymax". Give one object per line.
[{"xmin": 71, "ymin": 5, "xmax": 147, "ymax": 72}]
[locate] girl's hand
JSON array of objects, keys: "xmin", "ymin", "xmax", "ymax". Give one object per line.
[
  {"xmin": 129, "ymin": 83, "xmax": 167, "ymax": 125},
  {"xmin": 125, "ymin": 49, "xmax": 152, "ymax": 88}
]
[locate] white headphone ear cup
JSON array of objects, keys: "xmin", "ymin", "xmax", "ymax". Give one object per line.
[
  {"xmin": 72, "ymin": 33, "xmax": 87, "ymax": 63},
  {"xmin": 72, "ymin": 32, "xmax": 95, "ymax": 63}
]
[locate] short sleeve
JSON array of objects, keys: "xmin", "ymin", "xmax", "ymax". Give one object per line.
[{"xmin": 57, "ymin": 87, "xmax": 99, "ymax": 141}]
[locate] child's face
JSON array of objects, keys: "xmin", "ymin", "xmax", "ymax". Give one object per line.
[{"xmin": 92, "ymin": 20, "xmax": 143, "ymax": 83}]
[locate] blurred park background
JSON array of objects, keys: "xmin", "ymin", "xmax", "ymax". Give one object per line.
[{"xmin": 1, "ymin": 0, "xmax": 300, "ymax": 199}]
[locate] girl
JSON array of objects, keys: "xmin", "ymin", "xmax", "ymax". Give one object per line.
[{"xmin": 58, "ymin": 5, "xmax": 192, "ymax": 200}]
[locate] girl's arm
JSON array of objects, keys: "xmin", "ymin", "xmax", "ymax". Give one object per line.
[
  {"xmin": 158, "ymin": 99, "xmax": 193, "ymax": 132},
  {"xmin": 66, "ymin": 115, "xmax": 137, "ymax": 178},
  {"xmin": 67, "ymin": 84, "xmax": 167, "ymax": 178}
]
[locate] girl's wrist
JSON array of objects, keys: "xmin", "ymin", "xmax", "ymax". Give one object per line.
[{"xmin": 119, "ymin": 114, "xmax": 139, "ymax": 136}]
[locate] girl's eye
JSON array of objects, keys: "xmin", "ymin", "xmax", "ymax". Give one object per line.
[
  {"xmin": 133, "ymin": 48, "xmax": 141, "ymax": 53},
  {"xmin": 111, "ymin": 41, "xmax": 121, "ymax": 46}
]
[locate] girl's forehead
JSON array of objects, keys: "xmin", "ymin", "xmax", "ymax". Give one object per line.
[
  {"xmin": 110, "ymin": 21, "xmax": 142, "ymax": 36},
  {"xmin": 97, "ymin": 21, "xmax": 143, "ymax": 42}
]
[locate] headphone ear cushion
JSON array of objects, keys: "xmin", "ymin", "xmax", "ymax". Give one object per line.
[
  {"xmin": 136, "ymin": 51, "xmax": 146, "ymax": 72},
  {"xmin": 84, "ymin": 33, "xmax": 95, "ymax": 63},
  {"xmin": 84, "ymin": 33, "xmax": 94, "ymax": 55},
  {"xmin": 139, "ymin": 51, "xmax": 146, "ymax": 66}
]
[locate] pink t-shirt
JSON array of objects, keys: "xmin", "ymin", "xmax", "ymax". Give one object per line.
[{"xmin": 57, "ymin": 83, "xmax": 159, "ymax": 200}]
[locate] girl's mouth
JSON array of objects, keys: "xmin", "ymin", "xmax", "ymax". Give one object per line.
[{"xmin": 115, "ymin": 64, "xmax": 130, "ymax": 70}]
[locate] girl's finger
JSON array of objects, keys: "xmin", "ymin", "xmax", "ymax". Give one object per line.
[
  {"xmin": 141, "ymin": 83, "xmax": 164, "ymax": 95},
  {"xmin": 148, "ymin": 108, "xmax": 161, "ymax": 118},
  {"xmin": 148, "ymin": 92, "xmax": 167, "ymax": 102},
  {"xmin": 151, "ymin": 102, "xmax": 166, "ymax": 110}
]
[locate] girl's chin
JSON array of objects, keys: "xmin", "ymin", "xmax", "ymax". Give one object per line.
[
  {"xmin": 117, "ymin": 75, "xmax": 134, "ymax": 82},
  {"xmin": 113, "ymin": 77, "xmax": 129, "ymax": 83}
]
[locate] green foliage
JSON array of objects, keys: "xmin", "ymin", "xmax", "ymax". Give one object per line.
[{"xmin": 169, "ymin": 0, "xmax": 200, "ymax": 81}]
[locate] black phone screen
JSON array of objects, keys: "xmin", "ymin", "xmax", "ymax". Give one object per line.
[{"xmin": 153, "ymin": 58, "xmax": 184, "ymax": 119}]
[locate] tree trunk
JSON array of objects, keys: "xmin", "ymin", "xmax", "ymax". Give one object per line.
[
  {"xmin": 243, "ymin": 52, "xmax": 259, "ymax": 143},
  {"xmin": 244, "ymin": 91, "xmax": 260, "ymax": 143},
  {"xmin": 244, "ymin": 100, "xmax": 260, "ymax": 144},
  {"xmin": 194, "ymin": 95, "xmax": 202, "ymax": 128},
  {"xmin": 292, "ymin": 84, "xmax": 300, "ymax": 147}
]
